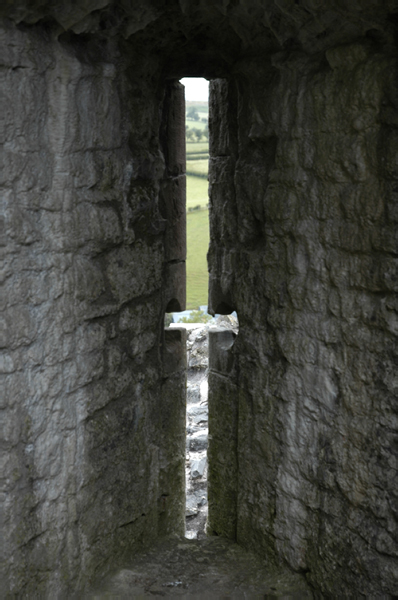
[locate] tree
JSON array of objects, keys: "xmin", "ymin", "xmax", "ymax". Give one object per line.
[
  {"xmin": 192, "ymin": 127, "xmax": 203, "ymax": 141},
  {"xmin": 187, "ymin": 106, "xmax": 199, "ymax": 121},
  {"xmin": 180, "ymin": 310, "xmax": 212, "ymax": 324}
]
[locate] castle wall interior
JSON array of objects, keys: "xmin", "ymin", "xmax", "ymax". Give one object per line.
[{"xmin": 1, "ymin": 1, "xmax": 397, "ymax": 596}]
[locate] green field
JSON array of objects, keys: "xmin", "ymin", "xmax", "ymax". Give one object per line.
[
  {"xmin": 186, "ymin": 175, "xmax": 208, "ymax": 209},
  {"xmin": 186, "ymin": 209, "xmax": 209, "ymax": 309},
  {"xmin": 185, "ymin": 120, "xmax": 210, "ymax": 310},
  {"xmin": 187, "ymin": 153, "xmax": 209, "ymax": 161},
  {"xmin": 186, "ymin": 101, "xmax": 208, "ymax": 111},
  {"xmin": 186, "ymin": 120, "xmax": 208, "ymax": 131},
  {"xmin": 186, "ymin": 141, "xmax": 209, "ymax": 154},
  {"xmin": 186, "ymin": 159, "xmax": 208, "ymax": 177}
]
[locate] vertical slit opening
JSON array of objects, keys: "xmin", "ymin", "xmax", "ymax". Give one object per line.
[
  {"xmin": 179, "ymin": 77, "xmax": 210, "ymax": 540},
  {"xmin": 164, "ymin": 77, "xmax": 239, "ymax": 541}
]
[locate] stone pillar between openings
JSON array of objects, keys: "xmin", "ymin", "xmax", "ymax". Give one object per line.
[
  {"xmin": 207, "ymin": 328, "xmax": 238, "ymax": 539},
  {"xmin": 160, "ymin": 80, "xmax": 187, "ymax": 313},
  {"xmin": 208, "ymin": 78, "xmax": 238, "ymax": 317},
  {"xmin": 157, "ymin": 80, "xmax": 187, "ymax": 537},
  {"xmin": 159, "ymin": 328, "xmax": 187, "ymax": 537}
]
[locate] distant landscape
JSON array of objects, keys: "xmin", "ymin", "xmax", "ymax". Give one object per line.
[{"xmin": 185, "ymin": 101, "xmax": 209, "ymax": 310}]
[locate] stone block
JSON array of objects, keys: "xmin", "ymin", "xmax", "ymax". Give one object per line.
[
  {"xmin": 163, "ymin": 327, "xmax": 187, "ymax": 377},
  {"xmin": 208, "ymin": 156, "xmax": 237, "ymax": 244},
  {"xmin": 185, "ymin": 495, "xmax": 199, "ymax": 516},
  {"xmin": 186, "ymin": 382, "xmax": 200, "ymax": 404},
  {"xmin": 208, "ymin": 328, "xmax": 236, "ymax": 376},
  {"xmin": 69, "ymin": 256, "xmax": 105, "ymax": 303},
  {"xmin": 106, "ymin": 242, "xmax": 163, "ymax": 304},
  {"xmin": 188, "ymin": 430, "xmax": 208, "ymax": 452},
  {"xmin": 208, "ymin": 249, "xmax": 236, "ymax": 316},
  {"xmin": 209, "ymin": 79, "xmax": 237, "ymax": 158},
  {"xmin": 158, "ymin": 373, "xmax": 186, "ymax": 537},
  {"xmin": 164, "ymin": 260, "xmax": 186, "ymax": 313},
  {"xmin": 161, "ymin": 176, "xmax": 187, "ymax": 262},
  {"xmin": 191, "ymin": 456, "xmax": 207, "ymax": 479},
  {"xmin": 162, "ymin": 81, "xmax": 186, "ymax": 176},
  {"xmin": 75, "ymin": 203, "xmax": 123, "ymax": 251},
  {"xmin": 187, "ymin": 405, "xmax": 208, "ymax": 424}
]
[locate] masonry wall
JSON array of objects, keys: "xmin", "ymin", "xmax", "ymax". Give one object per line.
[
  {"xmin": 2, "ymin": 1, "xmax": 398, "ymax": 597},
  {"xmin": 1, "ymin": 22, "xmax": 186, "ymax": 596},
  {"xmin": 208, "ymin": 46, "xmax": 398, "ymax": 596}
]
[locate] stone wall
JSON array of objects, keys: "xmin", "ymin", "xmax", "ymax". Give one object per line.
[
  {"xmin": 207, "ymin": 328, "xmax": 238, "ymax": 539},
  {"xmin": 1, "ymin": 21, "xmax": 186, "ymax": 596},
  {"xmin": 208, "ymin": 47, "xmax": 398, "ymax": 596},
  {"xmin": 2, "ymin": 1, "xmax": 398, "ymax": 597}
]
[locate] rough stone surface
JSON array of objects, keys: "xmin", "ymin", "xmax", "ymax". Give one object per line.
[
  {"xmin": 188, "ymin": 430, "xmax": 208, "ymax": 453},
  {"xmin": 208, "ymin": 50, "xmax": 398, "ymax": 597},
  {"xmin": 184, "ymin": 325, "xmax": 211, "ymax": 541},
  {"xmin": 1, "ymin": 21, "xmax": 186, "ymax": 597},
  {"xmin": 89, "ymin": 536, "xmax": 312, "ymax": 598},
  {"xmin": 207, "ymin": 328, "xmax": 239, "ymax": 541},
  {"xmin": 184, "ymin": 318, "xmax": 239, "ymax": 541},
  {"xmin": 2, "ymin": 1, "xmax": 398, "ymax": 597}
]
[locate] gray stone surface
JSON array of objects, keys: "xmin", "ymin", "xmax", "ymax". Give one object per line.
[
  {"xmin": 184, "ymin": 319, "xmax": 239, "ymax": 541},
  {"xmin": 186, "ymin": 382, "xmax": 200, "ymax": 404},
  {"xmin": 188, "ymin": 430, "xmax": 208, "ymax": 452},
  {"xmin": 1, "ymin": 23, "xmax": 186, "ymax": 597},
  {"xmin": 90, "ymin": 536, "xmax": 312, "ymax": 598},
  {"xmin": 208, "ymin": 50, "xmax": 398, "ymax": 597},
  {"xmin": 187, "ymin": 405, "xmax": 208, "ymax": 424},
  {"xmin": 191, "ymin": 456, "xmax": 207, "ymax": 480},
  {"xmin": 187, "ymin": 331, "xmax": 209, "ymax": 370},
  {"xmin": 185, "ymin": 496, "xmax": 199, "ymax": 518},
  {"xmin": 207, "ymin": 329, "xmax": 239, "ymax": 540},
  {"xmin": 2, "ymin": 2, "xmax": 398, "ymax": 597},
  {"xmin": 185, "ymin": 326, "xmax": 211, "ymax": 541}
]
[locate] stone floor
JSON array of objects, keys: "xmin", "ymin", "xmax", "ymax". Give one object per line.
[{"xmin": 89, "ymin": 535, "xmax": 313, "ymax": 598}]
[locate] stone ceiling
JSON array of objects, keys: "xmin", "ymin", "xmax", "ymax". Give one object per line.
[{"xmin": 2, "ymin": 1, "xmax": 398, "ymax": 78}]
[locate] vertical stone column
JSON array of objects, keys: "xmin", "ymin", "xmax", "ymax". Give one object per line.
[
  {"xmin": 208, "ymin": 78, "xmax": 238, "ymax": 316},
  {"xmin": 160, "ymin": 80, "xmax": 186, "ymax": 313},
  {"xmin": 1, "ymin": 23, "xmax": 177, "ymax": 595},
  {"xmin": 159, "ymin": 328, "xmax": 187, "ymax": 537},
  {"xmin": 207, "ymin": 328, "xmax": 238, "ymax": 539},
  {"xmin": 157, "ymin": 80, "xmax": 187, "ymax": 538}
]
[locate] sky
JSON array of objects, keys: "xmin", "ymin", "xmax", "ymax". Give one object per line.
[{"xmin": 180, "ymin": 77, "xmax": 209, "ymax": 101}]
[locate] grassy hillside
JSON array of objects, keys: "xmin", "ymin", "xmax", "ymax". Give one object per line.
[
  {"xmin": 186, "ymin": 119, "xmax": 208, "ymax": 131},
  {"xmin": 186, "ymin": 101, "xmax": 208, "ymax": 113},
  {"xmin": 186, "ymin": 159, "xmax": 208, "ymax": 177},
  {"xmin": 185, "ymin": 116, "xmax": 210, "ymax": 309},
  {"xmin": 186, "ymin": 209, "xmax": 209, "ymax": 309},
  {"xmin": 186, "ymin": 176, "xmax": 208, "ymax": 209},
  {"xmin": 186, "ymin": 141, "xmax": 209, "ymax": 154}
]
